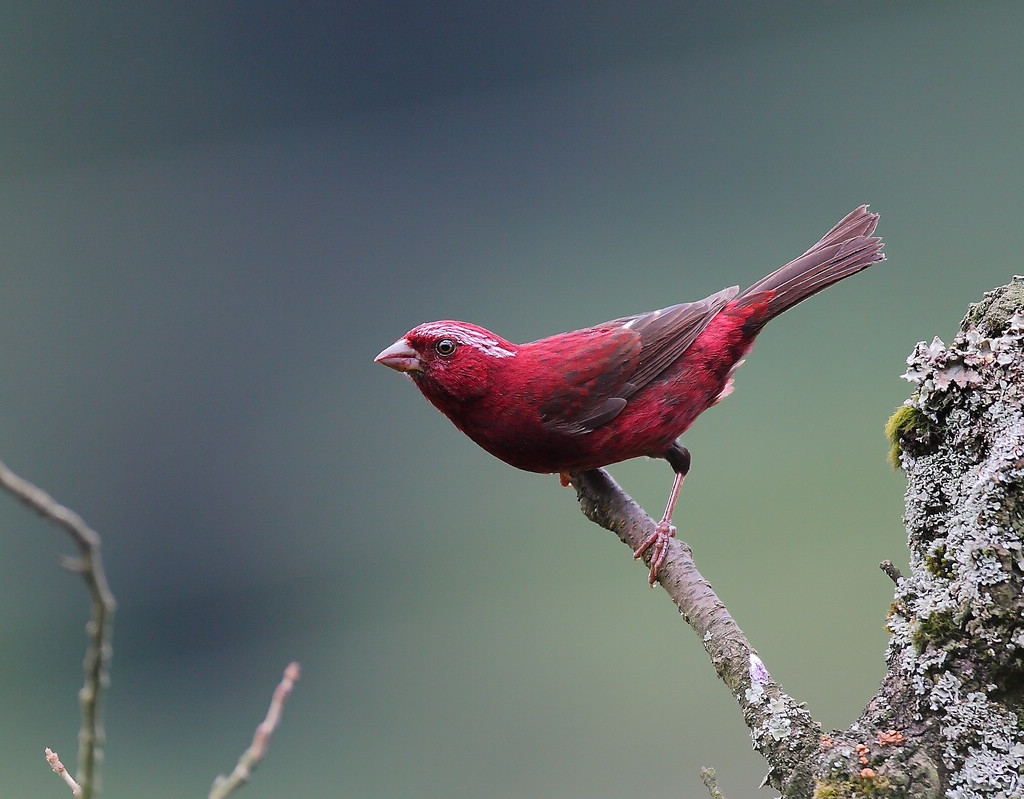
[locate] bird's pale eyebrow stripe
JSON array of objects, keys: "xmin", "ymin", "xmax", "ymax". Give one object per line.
[{"xmin": 418, "ymin": 322, "xmax": 516, "ymax": 358}]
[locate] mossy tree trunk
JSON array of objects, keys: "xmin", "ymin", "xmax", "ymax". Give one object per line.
[{"xmin": 840, "ymin": 278, "xmax": 1024, "ymax": 799}]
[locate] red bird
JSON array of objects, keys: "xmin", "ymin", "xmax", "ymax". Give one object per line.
[{"xmin": 376, "ymin": 207, "xmax": 884, "ymax": 584}]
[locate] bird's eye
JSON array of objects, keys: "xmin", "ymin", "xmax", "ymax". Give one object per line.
[{"xmin": 435, "ymin": 338, "xmax": 457, "ymax": 357}]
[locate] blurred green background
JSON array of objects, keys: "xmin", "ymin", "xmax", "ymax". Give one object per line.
[{"xmin": 0, "ymin": 3, "xmax": 1018, "ymax": 797}]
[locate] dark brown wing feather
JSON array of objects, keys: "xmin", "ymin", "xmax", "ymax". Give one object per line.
[
  {"xmin": 538, "ymin": 286, "xmax": 737, "ymax": 435},
  {"xmin": 619, "ymin": 286, "xmax": 738, "ymax": 391}
]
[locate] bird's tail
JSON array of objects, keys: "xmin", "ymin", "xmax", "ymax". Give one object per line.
[{"xmin": 736, "ymin": 205, "xmax": 884, "ymax": 323}]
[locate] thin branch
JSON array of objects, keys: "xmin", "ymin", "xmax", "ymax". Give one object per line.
[
  {"xmin": 45, "ymin": 747, "xmax": 83, "ymax": 798},
  {"xmin": 209, "ymin": 662, "xmax": 302, "ymax": 799},
  {"xmin": 568, "ymin": 468, "xmax": 820, "ymax": 793},
  {"xmin": 0, "ymin": 459, "xmax": 115, "ymax": 799},
  {"xmin": 699, "ymin": 766, "xmax": 728, "ymax": 799},
  {"xmin": 879, "ymin": 559, "xmax": 903, "ymax": 584}
]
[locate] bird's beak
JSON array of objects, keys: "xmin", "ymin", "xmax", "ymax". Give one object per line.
[{"xmin": 375, "ymin": 338, "xmax": 423, "ymax": 373}]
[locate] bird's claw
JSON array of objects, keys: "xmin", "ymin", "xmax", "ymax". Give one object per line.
[{"xmin": 633, "ymin": 520, "xmax": 676, "ymax": 586}]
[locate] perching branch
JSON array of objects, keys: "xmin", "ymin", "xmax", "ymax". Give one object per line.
[
  {"xmin": 568, "ymin": 468, "xmax": 820, "ymax": 793},
  {"xmin": 209, "ymin": 662, "xmax": 302, "ymax": 799},
  {"xmin": 572, "ymin": 277, "xmax": 1024, "ymax": 798},
  {"xmin": 0, "ymin": 460, "xmax": 115, "ymax": 799}
]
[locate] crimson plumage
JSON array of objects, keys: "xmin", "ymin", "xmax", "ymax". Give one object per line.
[{"xmin": 376, "ymin": 206, "xmax": 884, "ymax": 583}]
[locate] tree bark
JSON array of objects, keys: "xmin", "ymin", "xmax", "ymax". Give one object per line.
[{"xmin": 572, "ymin": 277, "xmax": 1024, "ymax": 798}]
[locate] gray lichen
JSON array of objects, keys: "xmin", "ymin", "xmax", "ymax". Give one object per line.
[{"xmin": 883, "ymin": 278, "xmax": 1024, "ymax": 799}]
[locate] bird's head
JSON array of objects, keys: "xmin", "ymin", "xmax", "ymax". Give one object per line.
[{"xmin": 375, "ymin": 321, "xmax": 518, "ymax": 405}]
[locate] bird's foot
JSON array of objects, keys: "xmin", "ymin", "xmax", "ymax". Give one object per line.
[
  {"xmin": 559, "ymin": 472, "xmax": 573, "ymax": 487},
  {"xmin": 633, "ymin": 520, "xmax": 676, "ymax": 586}
]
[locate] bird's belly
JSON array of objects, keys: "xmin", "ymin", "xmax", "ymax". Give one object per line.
[
  {"xmin": 451, "ymin": 368, "xmax": 727, "ymax": 473},
  {"xmin": 460, "ymin": 408, "xmax": 691, "ymax": 474}
]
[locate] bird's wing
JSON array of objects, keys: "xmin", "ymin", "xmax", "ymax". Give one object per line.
[
  {"xmin": 536, "ymin": 286, "xmax": 738, "ymax": 435},
  {"xmin": 616, "ymin": 286, "xmax": 738, "ymax": 393}
]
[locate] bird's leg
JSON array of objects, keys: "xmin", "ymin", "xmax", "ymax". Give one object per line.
[
  {"xmin": 633, "ymin": 443, "xmax": 690, "ymax": 585},
  {"xmin": 632, "ymin": 472, "xmax": 684, "ymax": 584}
]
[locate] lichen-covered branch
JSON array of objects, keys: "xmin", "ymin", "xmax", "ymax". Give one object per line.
[
  {"xmin": 869, "ymin": 279, "xmax": 1024, "ymax": 798},
  {"xmin": 807, "ymin": 285, "xmax": 1024, "ymax": 798},
  {"xmin": 701, "ymin": 765, "xmax": 730, "ymax": 799},
  {"xmin": 569, "ymin": 468, "xmax": 821, "ymax": 794},
  {"xmin": 0, "ymin": 460, "xmax": 115, "ymax": 799},
  {"xmin": 572, "ymin": 278, "xmax": 1024, "ymax": 798}
]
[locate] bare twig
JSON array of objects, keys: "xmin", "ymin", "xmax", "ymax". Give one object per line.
[
  {"xmin": 700, "ymin": 766, "xmax": 728, "ymax": 799},
  {"xmin": 879, "ymin": 559, "xmax": 903, "ymax": 584},
  {"xmin": 45, "ymin": 747, "xmax": 83, "ymax": 798},
  {"xmin": 209, "ymin": 662, "xmax": 302, "ymax": 799},
  {"xmin": 0, "ymin": 459, "xmax": 115, "ymax": 799},
  {"xmin": 568, "ymin": 468, "xmax": 820, "ymax": 793}
]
